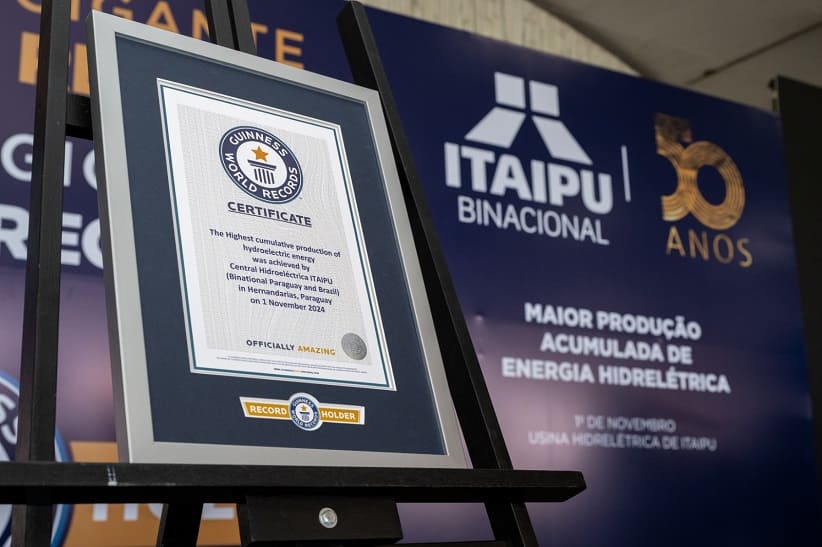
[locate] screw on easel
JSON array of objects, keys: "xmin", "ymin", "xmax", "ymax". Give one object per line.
[{"xmin": 318, "ymin": 507, "xmax": 338, "ymax": 529}]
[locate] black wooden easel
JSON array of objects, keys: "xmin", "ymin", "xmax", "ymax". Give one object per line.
[{"xmin": 6, "ymin": 1, "xmax": 585, "ymax": 546}]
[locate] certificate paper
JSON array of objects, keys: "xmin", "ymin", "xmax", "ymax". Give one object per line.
[{"xmin": 158, "ymin": 81, "xmax": 395, "ymax": 390}]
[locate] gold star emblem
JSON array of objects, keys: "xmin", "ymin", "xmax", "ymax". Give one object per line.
[{"xmin": 252, "ymin": 145, "xmax": 269, "ymax": 161}]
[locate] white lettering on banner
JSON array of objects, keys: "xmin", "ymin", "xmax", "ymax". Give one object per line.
[
  {"xmin": 539, "ymin": 333, "xmax": 668, "ymax": 363},
  {"xmin": 501, "ymin": 357, "xmax": 595, "ymax": 383},
  {"xmin": 597, "ymin": 365, "xmax": 731, "ymax": 393},
  {"xmin": 62, "ymin": 212, "xmax": 83, "ymax": 266},
  {"xmin": 443, "ymin": 72, "xmax": 631, "ymax": 246},
  {"xmin": 456, "ymin": 195, "xmax": 610, "ymax": 245},
  {"xmin": 446, "ymin": 144, "xmax": 613, "ymax": 213},
  {"xmin": 506, "ymin": 302, "xmax": 730, "ymax": 396},
  {"xmin": 574, "ymin": 414, "xmax": 677, "ymax": 433},
  {"xmin": 501, "ymin": 357, "xmax": 729, "ymax": 393},
  {"xmin": 528, "ymin": 431, "xmax": 718, "ymax": 450},
  {"xmin": 524, "ymin": 302, "xmax": 594, "ymax": 328},
  {"xmin": 529, "ymin": 413, "xmax": 718, "ymax": 452},
  {"xmin": 92, "ymin": 502, "xmax": 234, "ymax": 523},
  {"xmin": 0, "ymin": 132, "xmax": 97, "ymax": 189},
  {"xmin": 0, "ymin": 204, "xmax": 103, "ymax": 269},
  {"xmin": 0, "ymin": 204, "xmax": 28, "ymax": 260},
  {"xmin": 1, "ymin": 133, "xmax": 34, "ymax": 182},
  {"xmin": 523, "ymin": 302, "xmax": 702, "ymax": 341},
  {"xmin": 83, "ymin": 149, "xmax": 97, "ymax": 190},
  {"xmin": 0, "ymin": 132, "xmax": 103, "ymax": 269}
]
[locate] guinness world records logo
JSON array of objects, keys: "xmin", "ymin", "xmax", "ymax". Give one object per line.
[
  {"xmin": 0, "ymin": 372, "xmax": 71, "ymax": 547},
  {"xmin": 288, "ymin": 393, "xmax": 322, "ymax": 431},
  {"xmin": 219, "ymin": 126, "xmax": 303, "ymax": 204}
]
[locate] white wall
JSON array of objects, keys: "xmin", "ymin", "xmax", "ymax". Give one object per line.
[{"xmin": 358, "ymin": 0, "xmax": 637, "ymax": 74}]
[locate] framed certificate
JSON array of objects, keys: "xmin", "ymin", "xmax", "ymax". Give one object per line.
[{"xmin": 87, "ymin": 11, "xmax": 465, "ymax": 467}]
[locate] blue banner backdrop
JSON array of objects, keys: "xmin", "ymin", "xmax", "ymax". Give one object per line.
[{"xmin": 0, "ymin": 0, "xmax": 816, "ymax": 545}]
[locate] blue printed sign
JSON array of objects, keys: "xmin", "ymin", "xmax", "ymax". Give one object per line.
[{"xmin": 366, "ymin": 7, "xmax": 820, "ymax": 545}]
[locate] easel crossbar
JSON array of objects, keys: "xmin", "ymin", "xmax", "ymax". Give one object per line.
[{"xmin": 0, "ymin": 463, "xmax": 584, "ymax": 505}]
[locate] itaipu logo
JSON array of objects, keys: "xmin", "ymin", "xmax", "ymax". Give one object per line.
[
  {"xmin": 464, "ymin": 72, "xmax": 593, "ymax": 164},
  {"xmin": 288, "ymin": 393, "xmax": 322, "ymax": 431},
  {"xmin": 220, "ymin": 126, "xmax": 303, "ymax": 204},
  {"xmin": 444, "ymin": 72, "xmax": 625, "ymax": 247},
  {"xmin": 656, "ymin": 113, "xmax": 752, "ymax": 268},
  {"xmin": 0, "ymin": 372, "xmax": 71, "ymax": 547}
]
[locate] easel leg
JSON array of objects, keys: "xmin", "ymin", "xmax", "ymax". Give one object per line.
[
  {"xmin": 12, "ymin": 0, "xmax": 72, "ymax": 542},
  {"xmin": 237, "ymin": 496, "xmax": 402, "ymax": 546},
  {"xmin": 156, "ymin": 503, "xmax": 203, "ymax": 547},
  {"xmin": 336, "ymin": 4, "xmax": 538, "ymax": 546},
  {"xmin": 10, "ymin": 506, "xmax": 52, "ymax": 547}
]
